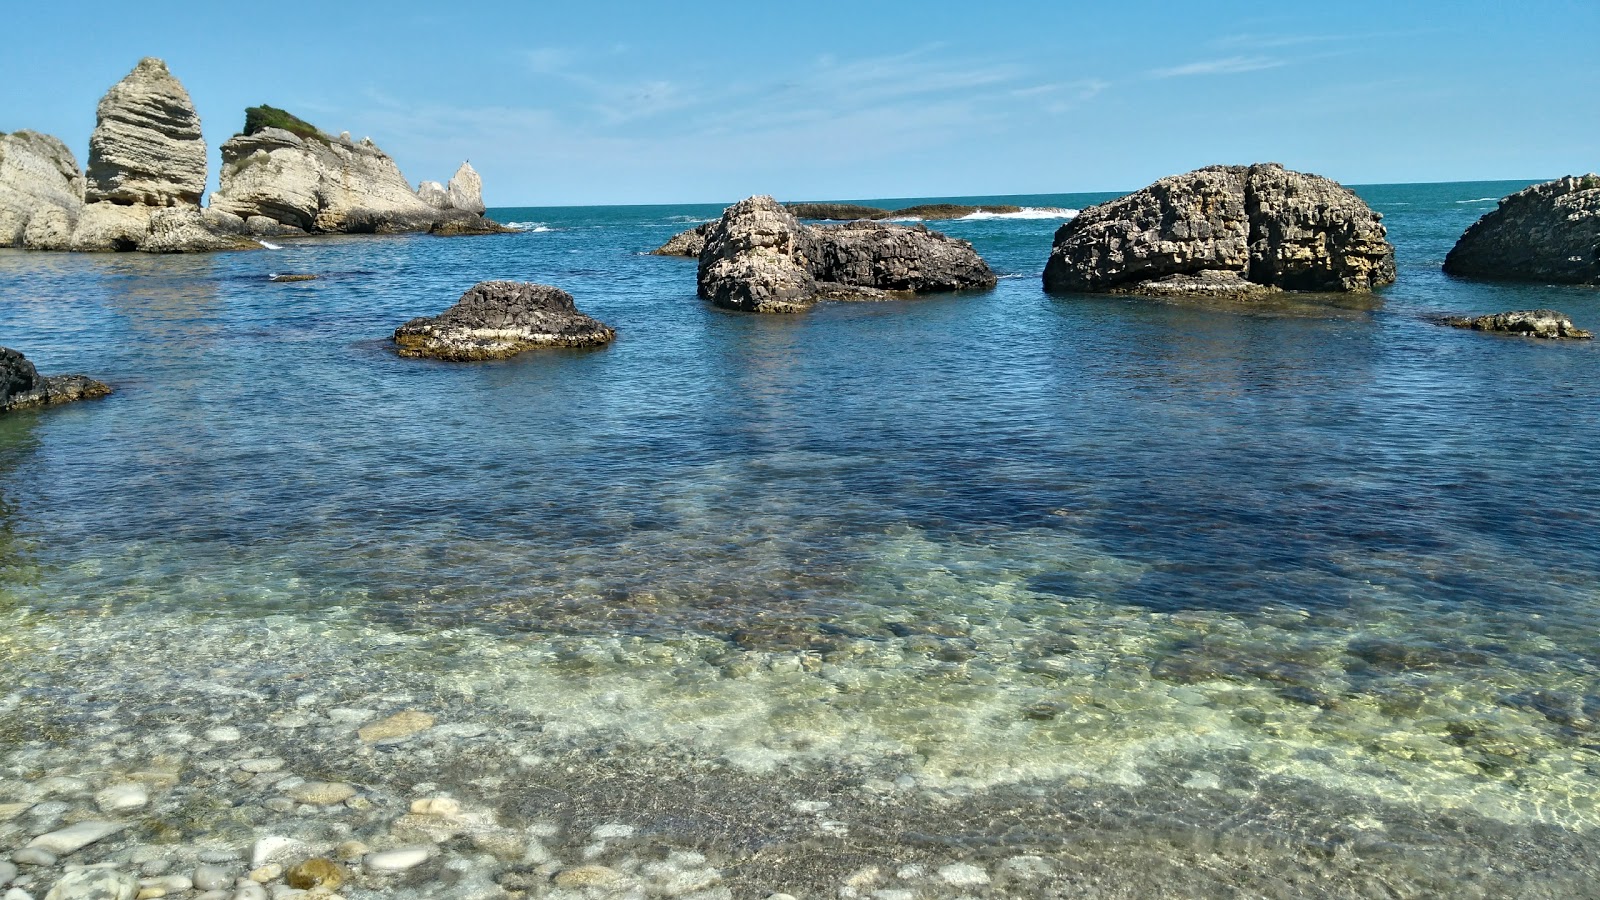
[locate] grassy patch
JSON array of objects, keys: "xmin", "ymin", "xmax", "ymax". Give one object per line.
[{"xmin": 242, "ymin": 105, "xmax": 327, "ymax": 143}]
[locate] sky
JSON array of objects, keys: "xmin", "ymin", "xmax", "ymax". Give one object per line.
[{"xmin": 1, "ymin": 1, "xmax": 1595, "ymax": 207}]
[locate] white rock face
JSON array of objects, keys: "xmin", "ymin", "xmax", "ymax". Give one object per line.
[
  {"xmin": 213, "ymin": 128, "xmax": 443, "ymax": 233},
  {"xmin": 445, "ymin": 161, "xmax": 485, "ymax": 215},
  {"xmin": 0, "ymin": 130, "xmax": 85, "ymax": 250},
  {"xmin": 417, "ymin": 180, "xmax": 451, "ymax": 209},
  {"xmin": 84, "ymin": 57, "xmax": 207, "ymax": 207}
]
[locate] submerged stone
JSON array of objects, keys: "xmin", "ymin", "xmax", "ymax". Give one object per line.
[
  {"xmin": 394, "ymin": 282, "xmax": 616, "ymax": 361},
  {"xmin": 1439, "ymin": 309, "xmax": 1593, "ymax": 339}
]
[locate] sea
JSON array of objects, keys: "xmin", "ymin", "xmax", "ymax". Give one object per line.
[{"xmin": 1, "ymin": 181, "xmax": 1597, "ymax": 896}]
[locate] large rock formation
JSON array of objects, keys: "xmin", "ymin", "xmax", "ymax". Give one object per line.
[
  {"xmin": 213, "ymin": 107, "xmax": 503, "ymax": 236},
  {"xmin": 394, "ymin": 281, "xmax": 616, "ymax": 360},
  {"xmin": 0, "ymin": 130, "xmax": 85, "ymax": 250},
  {"xmin": 69, "ymin": 58, "xmax": 251, "ymax": 253},
  {"xmin": 1439, "ymin": 309, "xmax": 1593, "ymax": 340},
  {"xmin": 1442, "ymin": 176, "xmax": 1600, "ymax": 285},
  {"xmin": 0, "ymin": 348, "xmax": 111, "ymax": 413},
  {"xmin": 696, "ymin": 196, "xmax": 997, "ymax": 312},
  {"xmin": 1042, "ymin": 163, "xmax": 1395, "ymax": 297}
]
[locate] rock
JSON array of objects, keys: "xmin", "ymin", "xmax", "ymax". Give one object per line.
[
  {"xmin": 69, "ymin": 202, "xmax": 154, "ymax": 252},
  {"xmin": 445, "ymin": 161, "xmax": 486, "ymax": 216},
  {"xmin": 553, "ymin": 866, "xmax": 623, "ymax": 888},
  {"xmin": 0, "ymin": 861, "xmax": 14, "ymax": 885},
  {"xmin": 267, "ymin": 274, "xmax": 316, "ymax": 283},
  {"xmin": 231, "ymin": 885, "xmax": 266, "ymax": 900},
  {"xmin": 286, "ymin": 782, "xmax": 356, "ymax": 805},
  {"xmin": 212, "ymin": 112, "xmax": 501, "ymax": 236},
  {"xmin": 394, "ymin": 282, "xmax": 616, "ymax": 360},
  {"xmin": 785, "ymin": 202, "xmax": 889, "ymax": 220},
  {"xmin": 1043, "ymin": 163, "xmax": 1395, "ymax": 296},
  {"xmin": 251, "ymin": 836, "xmax": 308, "ymax": 869},
  {"xmin": 95, "ymin": 783, "xmax": 149, "ymax": 812},
  {"xmin": 138, "ymin": 208, "xmax": 253, "ymax": 253},
  {"xmin": 191, "ymin": 867, "xmax": 231, "ymax": 892},
  {"xmin": 650, "ymin": 222, "xmax": 713, "ymax": 257},
  {"xmin": 696, "ymin": 195, "xmax": 995, "ymax": 312},
  {"xmin": 1443, "ymin": 175, "xmax": 1600, "ymax": 284},
  {"xmin": 0, "ymin": 130, "xmax": 85, "ymax": 250},
  {"xmin": 27, "ymin": 821, "xmax": 126, "ymax": 856},
  {"xmin": 937, "ymin": 863, "xmax": 990, "ymax": 887},
  {"xmin": 417, "ymin": 181, "xmax": 451, "ymax": 210},
  {"xmin": 12, "ymin": 849, "xmax": 54, "ymax": 867},
  {"xmin": 1440, "ymin": 309, "xmax": 1593, "ymax": 339},
  {"xmin": 284, "ymin": 859, "xmax": 342, "ymax": 891},
  {"xmin": 1, "ymin": 348, "xmax": 111, "ymax": 413},
  {"xmin": 357, "ymin": 710, "xmax": 436, "ymax": 742},
  {"xmin": 85, "ymin": 58, "xmax": 206, "ymax": 207},
  {"xmin": 363, "ymin": 847, "xmax": 432, "ymax": 873},
  {"xmin": 44, "ymin": 870, "xmax": 138, "ymax": 900}
]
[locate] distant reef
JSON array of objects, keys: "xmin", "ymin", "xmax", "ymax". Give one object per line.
[
  {"xmin": 696, "ymin": 195, "xmax": 996, "ymax": 313},
  {"xmin": 0, "ymin": 59, "xmax": 507, "ymax": 253},
  {"xmin": 1442, "ymin": 175, "xmax": 1600, "ymax": 285},
  {"xmin": 785, "ymin": 202, "xmax": 1024, "ymax": 221},
  {"xmin": 1042, "ymin": 163, "xmax": 1395, "ymax": 298}
]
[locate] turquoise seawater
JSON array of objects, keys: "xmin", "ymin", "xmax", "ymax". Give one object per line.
[{"xmin": 2, "ymin": 180, "xmax": 1599, "ymax": 893}]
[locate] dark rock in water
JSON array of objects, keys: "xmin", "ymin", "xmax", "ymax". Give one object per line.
[
  {"xmin": 786, "ymin": 202, "xmax": 890, "ymax": 221},
  {"xmin": 268, "ymin": 273, "xmax": 317, "ymax": 282},
  {"xmin": 650, "ymin": 221, "xmax": 713, "ymax": 257},
  {"xmin": 429, "ymin": 212, "xmax": 515, "ymax": 236},
  {"xmin": 394, "ymin": 281, "xmax": 616, "ymax": 360},
  {"xmin": 1440, "ymin": 309, "xmax": 1593, "ymax": 340},
  {"xmin": 696, "ymin": 195, "xmax": 996, "ymax": 313},
  {"xmin": 1043, "ymin": 163, "xmax": 1395, "ymax": 297},
  {"xmin": 1443, "ymin": 175, "xmax": 1600, "ymax": 285},
  {"xmin": 0, "ymin": 347, "xmax": 111, "ymax": 413},
  {"xmin": 889, "ymin": 203, "xmax": 1022, "ymax": 219}
]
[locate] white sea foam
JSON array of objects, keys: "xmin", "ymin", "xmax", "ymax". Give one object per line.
[
  {"xmin": 504, "ymin": 222, "xmax": 552, "ymax": 232},
  {"xmin": 256, "ymin": 239, "xmax": 282, "ymax": 250},
  {"xmin": 960, "ymin": 207, "xmax": 1079, "ymax": 221},
  {"xmin": 1456, "ymin": 197, "xmax": 1499, "ymax": 203}
]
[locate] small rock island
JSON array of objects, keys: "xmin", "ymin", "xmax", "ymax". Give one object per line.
[
  {"xmin": 695, "ymin": 196, "xmax": 997, "ymax": 313},
  {"xmin": 1042, "ymin": 163, "xmax": 1395, "ymax": 298},
  {"xmin": 1443, "ymin": 175, "xmax": 1600, "ymax": 285},
  {"xmin": 1440, "ymin": 309, "xmax": 1593, "ymax": 340},
  {"xmin": 394, "ymin": 282, "xmax": 617, "ymax": 361},
  {"xmin": 1, "ymin": 348, "xmax": 110, "ymax": 413}
]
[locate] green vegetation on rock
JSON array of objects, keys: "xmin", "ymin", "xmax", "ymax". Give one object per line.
[{"xmin": 242, "ymin": 105, "xmax": 326, "ymax": 142}]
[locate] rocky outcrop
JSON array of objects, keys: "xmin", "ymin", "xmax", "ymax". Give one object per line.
[
  {"xmin": 213, "ymin": 109, "xmax": 503, "ymax": 236},
  {"xmin": 650, "ymin": 222, "xmax": 713, "ymax": 257},
  {"xmin": 0, "ymin": 130, "xmax": 85, "ymax": 250},
  {"xmin": 1440, "ymin": 309, "xmax": 1593, "ymax": 339},
  {"xmin": 696, "ymin": 196, "xmax": 997, "ymax": 313},
  {"xmin": 394, "ymin": 281, "xmax": 616, "ymax": 360},
  {"xmin": 1442, "ymin": 176, "xmax": 1600, "ymax": 285},
  {"xmin": 1043, "ymin": 163, "xmax": 1395, "ymax": 297},
  {"xmin": 785, "ymin": 202, "xmax": 1024, "ymax": 221},
  {"xmin": 84, "ymin": 58, "xmax": 206, "ymax": 207},
  {"xmin": 0, "ymin": 348, "xmax": 111, "ymax": 413}
]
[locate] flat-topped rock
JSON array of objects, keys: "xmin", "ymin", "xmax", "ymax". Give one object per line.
[
  {"xmin": 394, "ymin": 281, "xmax": 616, "ymax": 360},
  {"xmin": 696, "ymin": 195, "xmax": 996, "ymax": 313},
  {"xmin": 1043, "ymin": 163, "xmax": 1395, "ymax": 297},
  {"xmin": 1443, "ymin": 175, "xmax": 1600, "ymax": 285},
  {"xmin": 0, "ymin": 347, "xmax": 111, "ymax": 414},
  {"xmin": 1440, "ymin": 309, "xmax": 1593, "ymax": 339},
  {"xmin": 650, "ymin": 221, "xmax": 713, "ymax": 257},
  {"xmin": 0, "ymin": 130, "xmax": 85, "ymax": 250}
]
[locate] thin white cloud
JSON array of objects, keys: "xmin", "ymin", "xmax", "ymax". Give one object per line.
[{"xmin": 1150, "ymin": 56, "xmax": 1286, "ymax": 78}]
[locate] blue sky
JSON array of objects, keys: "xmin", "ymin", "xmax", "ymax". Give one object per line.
[{"xmin": 2, "ymin": 2, "xmax": 1595, "ymax": 206}]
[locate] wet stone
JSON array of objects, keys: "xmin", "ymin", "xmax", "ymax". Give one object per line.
[
  {"xmin": 363, "ymin": 847, "xmax": 431, "ymax": 873},
  {"xmin": 191, "ymin": 867, "xmax": 231, "ymax": 892},
  {"xmin": 43, "ymin": 869, "xmax": 138, "ymax": 900},
  {"xmin": 357, "ymin": 711, "xmax": 435, "ymax": 743},
  {"xmin": 285, "ymin": 782, "xmax": 355, "ymax": 806}
]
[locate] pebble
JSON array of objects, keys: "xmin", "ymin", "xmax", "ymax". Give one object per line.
[
  {"xmin": 590, "ymin": 823, "xmax": 634, "ymax": 840},
  {"xmin": 0, "ymin": 804, "xmax": 31, "ymax": 822},
  {"xmin": 34, "ymin": 777, "xmax": 89, "ymax": 797},
  {"xmin": 247, "ymin": 865, "xmax": 280, "ymax": 884},
  {"xmin": 3, "ymin": 890, "xmax": 29, "ymax": 900},
  {"xmin": 41, "ymin": 869, "xmax": 137, "ymax": 900},
  {"xmin": 192, "ymin": 867, "xmax": 231, "ymax": 892},
  {"xmin": 139, "ymin": 877, "xmax": 190, "ymax": 894},
  {"xmin": 937, "ymin": 863, "xmax": 990, "ymax": 887},
  {"xmin": 357, "ymin": 710, "xmax": 435, "ymax": 743},
  {"xmin": 284, "ymin": 859, "xmax": 342, "ymax": 891},
  {"xmin": 408, "ymin": 797, "xmax": 459, "ymax": 817},
  {"xmin": 194, "ymin": 894, "xmax": 228, "ymax": 900},
  {"xmin": 237, "ymin": 759, "xmax": 284, "ymax": 774},
  {"xmin": 363, "ymin": 848, "xmax": 431, "ymax": 873},
  {"xmin": 330, "ymin": 843, "xmax": 367, "ymax": 864},
  {"xmin": 553, "ymin": 866, "xmax": 622, "ymax": 888},
  {"xmin": 198, "ymin": 851, "xmax": 243, "ymax": 864},
  {"xmin": 204, "ymin": 727, "xmax": 242, "ymax": 743},
  {"xmin": 286, "ymin": 783, "xmax": 355, "ymax": 806},
  {"xmin": 231, "ymin": 885, "xmax": 266, "ymax": 900},
  {"xmin": 95, "ymin": 784, "xmax": 149, "ymax": 813},
  {"xmin": 0, "ymin": 862, "xmax": 14, "ymax": 885},
  {"xmin": 12, "ymin": 850, "xmax": 55, "ymax": 868},
  {"xmin": 251, "ymin": 837, "xmax": 306, "ymax": 868}
]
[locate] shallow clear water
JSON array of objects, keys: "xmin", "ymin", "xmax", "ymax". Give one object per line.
[{"xmin": 2, "ymin": 181, "xmax": 1599, "ymax": 892}]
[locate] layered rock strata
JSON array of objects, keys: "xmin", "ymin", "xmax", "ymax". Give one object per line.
[
  {"xmin": 0, "ymin": 347, "xmax": 111, "ymax": 413},
  {"xmin": 696, "ymin": 196, "xmax": 997, "ymax": 313},
  {"xmin": 1042, "ymin": 163, "xmax": 1395, "ymax": 297},
  {"xmin": 0, "ymin": 130, "xmax": 85, "ymax": 250},
  {"xmin": 1440, "ymin": 309, "xmax": 1593, "ymax": 339},
  {"xmin": 394, "ymin": 281, "xmax": 616, "ymax": 360},
  {"xmin": 1443, "ymin": 176, "xmax": 1600, "ymax": 285},
  {"xmin": 213, "ymin": 111, "xmax": 503, "ymax": 236}
]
